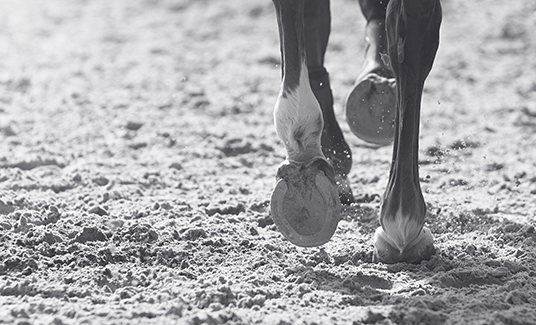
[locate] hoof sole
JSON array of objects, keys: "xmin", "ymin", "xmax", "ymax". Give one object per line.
[
  {"xmin": 346, "ymin": 74, "xmax": 396, "ymax": 146},
  {"xmin": 270, "ymin": 159, "xmax": 341, "ymax": 247},
  {"xmin": 373, "ymin": 226, "xmax": 436, "ymax": 264}
]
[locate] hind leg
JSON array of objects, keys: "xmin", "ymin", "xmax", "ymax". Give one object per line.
[
  {"xmin": 346, "ymin": 0, "xmax": 396, "ymax": 145},
  {"xmin": 304, "ymin": 0, "xmax": 354, "ymax": 204}
]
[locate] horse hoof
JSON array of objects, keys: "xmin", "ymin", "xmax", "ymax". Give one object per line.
[
  {"xmin": 345, "ymin": 73, "xmax": 396, "ymax": 146},
  {"xmin": 270, "ymin": 158, "xmax": 341, "ymax": 247},
  {"xmin": 373, "ymin": 226, "xmax": 436, "ymax": 264}
]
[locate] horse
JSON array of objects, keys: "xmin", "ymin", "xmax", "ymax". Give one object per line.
[{"xmin": 270, "ymin": 0, "xmax": 441, "ymax": 264}]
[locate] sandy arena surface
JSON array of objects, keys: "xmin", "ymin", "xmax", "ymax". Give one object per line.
[{"xmin": 1, "ymin": 0, "xmax": 536, "ymax": 324}]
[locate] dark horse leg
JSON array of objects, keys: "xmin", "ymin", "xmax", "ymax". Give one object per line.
[
  {"xmin": 304, "ymin": 0, "xmax": 354, "ymax": 204},
  {"xmin": 374, "ymin": 0, "xmax": 442, "ymax": 263}
]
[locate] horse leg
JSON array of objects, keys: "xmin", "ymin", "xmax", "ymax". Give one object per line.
[
  {"xmin": 346, "ymin": 0, "xmax": 396, "ymax": 145},
  {"xmin": 270, "ymin": 0, "xmax": 341, "ymax": 247},
  {"xmin": 374, "ymin": 0, "xmax": 442, "ymax": 263},
  {"xmin": 304, "ymin": 0, "xmax": 354, "ymax": 204}
]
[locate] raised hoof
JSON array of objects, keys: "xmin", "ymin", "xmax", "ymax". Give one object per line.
[
  {"xmin": 345, "ymin": 73, "xmax": 396, "ymax": 146},
  {"xmin": 270, "ymin": 158, "xmax": 341, "ymax": 247},
  {"xmin": 373, "ymin": 226, "xmax": 436, "ymax": 264}
]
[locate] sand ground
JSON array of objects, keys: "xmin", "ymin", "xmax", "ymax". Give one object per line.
[{"xmin": 1, "ymin": 0, "xmax": 536, "ymax": 324}]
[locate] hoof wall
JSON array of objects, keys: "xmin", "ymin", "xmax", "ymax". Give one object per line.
[
  {"xmin": 270, "ymin": 159, "xmax": 341, "ymax": 247},
  {"xmin": 373, "ymin": 227, "xmax": 436, "ymax": 264},
  {"xmin": 346, "ymin": 74, "xmax": 396, "ymax": 146}
]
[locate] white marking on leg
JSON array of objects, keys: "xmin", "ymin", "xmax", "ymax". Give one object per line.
[
  {"xmin": 381, "ymin": 202, "xmax": 424, "ymax": 254},
  {"xmin": 274, "ymin": 61, "xmax": 324, "ymax": 162}
]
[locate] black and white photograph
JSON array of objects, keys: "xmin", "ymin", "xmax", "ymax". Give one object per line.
[{"xmin": 1, "ymin": 0, "xmax": 536, "ymax": 324}]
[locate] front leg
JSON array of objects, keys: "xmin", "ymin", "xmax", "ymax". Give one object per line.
[
  {"xmin": 374, "ymin": 0, "xmax": 442, "ymax": 263},
  {"xmin": 270, "ymin": 0, "xmax": 340, "ymax": 247}
]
